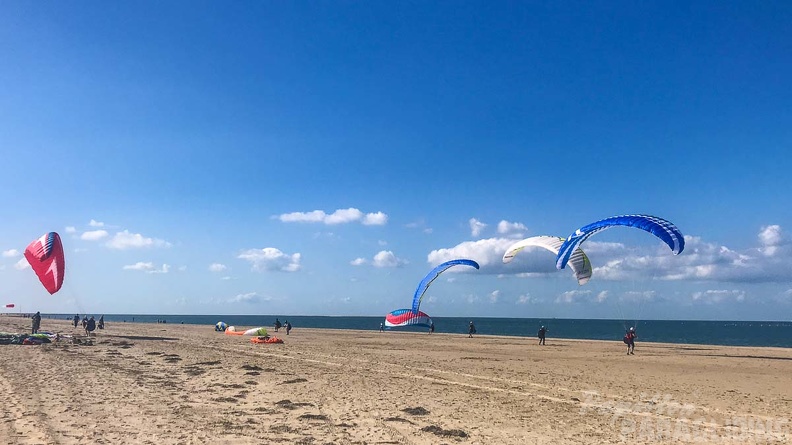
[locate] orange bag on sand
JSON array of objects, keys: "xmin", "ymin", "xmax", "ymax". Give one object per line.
[{"xmin": 251, "ymin": 336, "xmax": 283, "ymax": 344}]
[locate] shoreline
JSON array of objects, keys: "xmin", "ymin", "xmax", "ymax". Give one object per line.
[{"xmin": 4, "ymin": 314, "xmax": 791, "ymax": 350}]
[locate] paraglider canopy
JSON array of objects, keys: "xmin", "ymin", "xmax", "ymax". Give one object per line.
[
  {"xmin": 556, "ymin": 215, "xmax": 684, "ymax": 270},
  {"xmin": 412, "ymin": 259, "xmax": 479, "ymax": 313},
  {"xmin": 24, "ymin": 232, "xmax": 65, "ymax": 294},
  {"xmin": 503, "ymin": 236, "xmax": 592, "ymax": 285},
  {"xmin": 5, "ymin": 304, "xmax": 14, "ymax": 308},
  {"xmin": 385, "ymin": 309, "xmax": 432, "ymax": 328},
  {"xmin": 215, "ymin": 321, "xmax": 228, "ymax": 332}
]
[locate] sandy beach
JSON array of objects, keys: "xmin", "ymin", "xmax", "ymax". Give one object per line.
[{"xmin": 0, "ymin": 315, "xmax": 790, "ymax": 444}]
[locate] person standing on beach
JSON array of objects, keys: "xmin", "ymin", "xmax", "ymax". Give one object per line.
[
  {"xmin": 285, "ymin": 321, "xmax": 292, "ymax": 335},
  {"xmin": 379, "ymin": 322, "xmax": 384, "ymax": 332},
  {"xmin": 468, "ymin": 321, "xmax": 476, "ymax": 338},
  {"xmin": 31, "ymin": 311, "xmax": 41, "ymax": 334},
  {"xmin": 538, "ymin": 326, "xmax": 547, "ymax": 345},
  {"xmin": 429, "ymin": 321, "xmax": 435, "ymax": 334},
  {"xmin": 625, "ymin": 327, "xmax": 637, "ymax": 355},
  {"xmin": 73, "ymin": 315, "xmax": 80, "ymax": 328},
  {"xmin": 274, "ymin": 318, "xmax": 282, "ymax": 332},
  {"xmin": 86, "ymin": 316, "xmax": 96, "ymax": 336}
]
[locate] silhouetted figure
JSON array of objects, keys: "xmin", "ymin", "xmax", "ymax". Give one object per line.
[
  {"xmin": 538, "ymin": 326, "xmax": 547, "ymax": 345},
  {"xmin": 624, "ymin": 327, "xmax": 637, "ymax": 355},
  {"xmin": 31, "ymin": 312, "xmax": 41, "ymax": 334},
  {"xmin": 468, "ymin": 321, "xmax": 476, "ymax": 338}
]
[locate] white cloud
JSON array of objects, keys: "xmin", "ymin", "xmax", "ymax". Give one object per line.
[
  {"xmin": 238, "ymin": 247, "xmax": 301, "ymax": 272},
  {"xmin": 106, "ymin": 230, "xmax": 171, "ymax": 250},
  {"xmin": 469, "ymin": 218, "xmax": 487, "ymax": 237},
  {"xmin": 228, "ymin": 292, "xmax": 265, "ymax": 304},
  {"xmin": 2, "ymin": 249, "xmax": 20, "ymax": 258},
  {"xmin": 277, "ymin": 208, "xmax": 388, "ymax": 226},
  {"xmin": 150, "ymin": 264, "xmax": 170, "ymax": 274},
  {"xmin": 516, "ymin": 294, "xmax": 535, "ymax": 304},
  {"xmin": 372, "ymin": 250, "xmax": 407, "ymax": 268},
  {"xmin": 14, "ymin": 258, "xmax": 29, "ymax": 270},
  {"xmin": 620, "ymin": 290, "xmax": 655, "ymax": 302},
  {"xmin": 427, "ymin": 238, "xmax": 520, "ymax": 272},
  {"xmin": 497, "ymin": 220, "xmax": 528, "ymax": 237},
  {"xmin": 363, "ymin": 211, "xmax": 388, "ymax": 226},
  {"xmin": 556, "ymin": 290, "xmax": 607, "ymax": 304},
  {"xmin": 573, "ymin": 226, "xmax": 792, "ymax": 284},
  {"xmin": 81, "ymin": 230, "xmax": 109, "ymax": 241},
  {"xmin": 208, "ymin": 263, "xmax": 228, "ymax": 272},
  {"xmin": 122, "ymin": 262, "xmax": 169, "ymax": 274},
  {"xmin": 350, "ymin": 258, "xmax": 367, "ymax": 266},
  {"xmin": 65, "ymin": 226, "xmax": 77, "ymax": 234},
  {"xmin": 691, "ymin": 289, "xmax": 745, "ymax": 304},
  {"xmin": 123, "ymin": 262, "xmax": 154, "ymax": 271},
  {"xmin": 758, "ymin": 225, "xmax": 785, "ymax": 256},
  {"xmin": 220, "ymin": 276, "xmax": 233, "ymax": 281},
  {"xmin": 89, "ymin": 219, "xmax": 105, "ymax": 227},
  {"xmin": 489, "ymin": 290, "xmax": 500, "ymax": 303},
  {"xmin": 378, "ymin": 240, "xmax": 388, "ymax": 246}
]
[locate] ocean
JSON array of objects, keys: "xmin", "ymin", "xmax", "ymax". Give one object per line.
[{"xmin": 42, "ymin": 314, "xmax": 792, "ymax": 348}]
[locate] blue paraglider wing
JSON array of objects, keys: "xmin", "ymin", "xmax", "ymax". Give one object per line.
[
  {"xmin": 411, "ymin": 259, "xmax": 479, "ymax": 313},
  {"xmin": 556, "ymin": 215, "xmax": 684, "ymax": 270}
]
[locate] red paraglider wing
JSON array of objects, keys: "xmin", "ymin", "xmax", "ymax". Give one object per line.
[
  {"xmin": 5, "ymin": 304, "xmax": 14, "ymax": 308},
  {"xmin": 24, "ymin": 232, "xmax": 65, "ymax": 294}
]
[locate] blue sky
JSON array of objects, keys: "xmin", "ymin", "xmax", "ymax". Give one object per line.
[{"xmin": 1, "ymin": 2, "xmax": 791, "ymax": 320}]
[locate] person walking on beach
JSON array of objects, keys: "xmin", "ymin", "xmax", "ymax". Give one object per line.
[
  {"xmin": 73, "ymin": 315, "xmax": 80, "ymax": 328},
  {"xmin": 31, "ymin": 311, "xmax": 41, "ymax": 334},
  {"xmin": 538, "ymin": 326, "xmax": 547, "ymax": 345},
  {"xmin": 429, "ymin": 321, "xmax": 435, "ymax": 334},
  {"xmin": 98, "ymin": 315, "xmax": 105, "ymax": 330},
  {"xmin": 274, "ymin": 318, "xmax": 282, "ymax": 332},
  {"xmin": 379, "ymin": 322, "xmax": 384, "ymax": 332},
  {"xmin": 468, "ymin": 321, "xmax": 476, "ymax": 338},
  {"xmin": 285, "ymin": 321, "xmax": 292, "ymax": 335},
  {"xmin": 625, "ymin": 327, "xmax": 637, "ymax": 355}
]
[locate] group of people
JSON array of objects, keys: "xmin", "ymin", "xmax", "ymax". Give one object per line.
[
  {"xmin": 273, "ymin": 318, "xmax": 292, "ymax": 335},
  {"xmin": 72, "ymin": 315, "xmax": 104, "ymax": 336}
]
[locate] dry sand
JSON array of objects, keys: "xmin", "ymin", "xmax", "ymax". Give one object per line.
[{"xmin": 0, "ymin": 315, "xmax": 790, "ymax": 444}]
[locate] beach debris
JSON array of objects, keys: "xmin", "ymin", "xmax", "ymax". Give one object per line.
[
  {"xmin": 402, "ymin": 406, "xmax": 430, "ymax": 416},
  {"xmin": 421, "ymin": 425, "xmax": 468, "ymax": 438},
  {"xmin": 281, "ymin": 378, "xmax": 308, "ymax": 385},
  {"xmin": 298, "ymin": 414, "xmax": 329, "ymax": 421},
  {"xmin": 241, "ymin": 364, "xmax": 262, "ymax": 371},
  {"xmin": 384, "ymin": 416, "xmax": 415, "ymax": 424},
  {"xmin": 275, "ymin": 399, "xmax": 313, "ymax": 410}
]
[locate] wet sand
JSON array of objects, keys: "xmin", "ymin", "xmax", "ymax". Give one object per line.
[{"xmin": 1, "ymin": 315, "xmax": 790, "ymax": 444}]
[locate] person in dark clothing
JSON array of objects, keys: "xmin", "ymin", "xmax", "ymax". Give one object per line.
[
  {"xmin": 285, "ymin": 321, "xmax": 292, "ymax": 335},
  {"xmin": 538, "ymin": 326, "xmax": 547, "ymax": 345},
  {"xmin": 73, "ymin": 315, "xmax": 80, "ymax": 328},
  {"xmin": 468, "ymin": 321, "xmax": 476, "ymax": 338},
  {"xmin": 86, "ymin": 316, "xmax": 96, "ymax": 336},
  {"xmin": 98, "ymin": 316, "xmax": 105, "ymax": 330},
  {"xmin": 31, "ymin": 312, "xmax": 41, "ymax": 334},
  {"xmin": 274, "ymin": 318, "xmax": 282, "ymax": 332},
  {"xmin": 625, "ymin": 327, "xmax": 637, "ymax": 355},
  {"xmin": 429, "ymin": 322, "xmax": 435, "ymax": 334}
]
